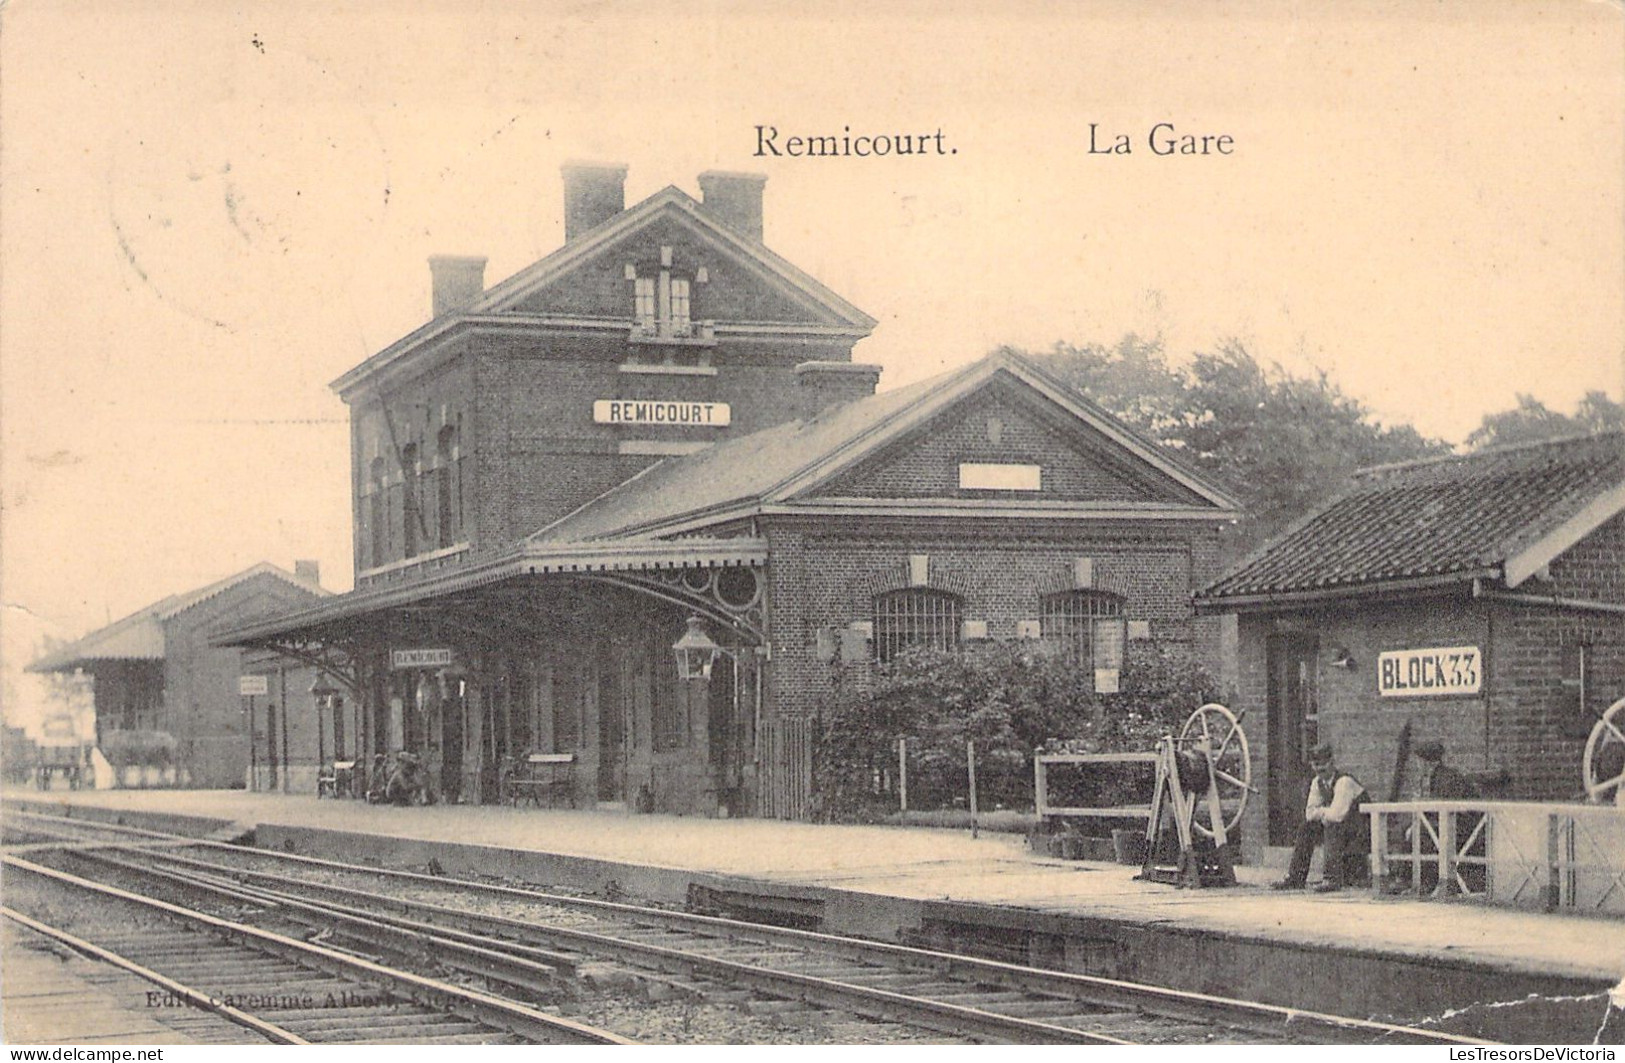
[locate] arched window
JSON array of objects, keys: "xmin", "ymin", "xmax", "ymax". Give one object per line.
[
  {"xmin": 1040, "ymin": 590, "xmax": 1126, "ymax": 689},
  {"xmin": 873, "ymin": 588, "xmax": 962, "ymax": 663},
  {"xmin": 368, "ymin": 457, "xmax": 387, "ymax": 568},
  {"xmin": 401, "ymin": 443, "xmax": 420, "ymax": 558}
]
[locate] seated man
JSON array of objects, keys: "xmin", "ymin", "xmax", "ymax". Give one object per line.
[{"xmin": 1273, "ymin": 744, "xmax": 1370, "ymax": 893}]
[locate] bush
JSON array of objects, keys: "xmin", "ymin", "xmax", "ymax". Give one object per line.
[
  {"xmin": 99, "ymin": 729, "xmax": 177, "ymax": 769},
  {"xmin": 814, "ymin": 641, "xmax": 1222, "ymax": 823}
]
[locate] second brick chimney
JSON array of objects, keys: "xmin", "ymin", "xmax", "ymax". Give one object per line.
[
  {"xmin": 428, "ymin": 255, "xmax": 487, "ymax": 318},
  {"xmin": 697, "ymin": 171, "xmax": 767, "ymax": 242},
  {"xmin": 561, "ymin": 161, "xmax": 629, "ymax": 240},
  {"xmin": 796, "ymin": 361, "xmax": 882, "ymax": 418}
]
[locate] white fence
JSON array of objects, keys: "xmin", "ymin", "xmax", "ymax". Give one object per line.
[{"xmin": 1367, "ymin": 800, "xmax": 1625, "ymax": 914}]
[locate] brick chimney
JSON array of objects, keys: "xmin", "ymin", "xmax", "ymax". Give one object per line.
[
  {"xmin": 697, "ymin": 171, "xmax": 767, "ymax": 242},
  {"xmin": 428, "ymin": 255, "xmax": 487, "ymax": 318},
  {"xmin": 561, "ymin": 161, "xmax": 629, "ymax": 240},
  {"xmin": 293, "ymin": 560, "xmax": 321, "ymax": 588},
  {"xmin": 795, "ymin": 361, "xmax": 882, "ymax": 418}
]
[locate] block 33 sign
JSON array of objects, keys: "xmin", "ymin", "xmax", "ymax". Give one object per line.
[{"xmin": 1378, "ymin": 646, "xmax": 1482, "ymax": 697}]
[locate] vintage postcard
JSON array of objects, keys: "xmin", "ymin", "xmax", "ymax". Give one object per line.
[{"xmin": 2, "ymin": 0, "xmax": 1622, "ymax": 1052}]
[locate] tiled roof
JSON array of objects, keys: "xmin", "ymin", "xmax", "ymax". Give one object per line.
[
  {"xmin": 532, "ymin": 352, "xmax": 1237, "ymax": 544},
  {"xmin": 1200, "ymin": 431, "xmax": 1625, "ymax": 601},
  {"xmin": 530, "ymin": 374, "xmax": 944, "ymax": 543}
]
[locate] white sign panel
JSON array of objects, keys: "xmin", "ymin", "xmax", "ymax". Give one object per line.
[
  {"xmin": 238, "ymin": 675, "xmax": 269, "ymax": 697},
  {"xmin": 392, "ymin": 648, "xmax": 454, "ymax": 670},
  {"xmin": 958, "ymin": 462, "xmax": 1042, "ymax": 491},
  {"xmin": 593, "ymin": 399, "xmax": 731, "ymax": 427},
  {"xmin": 1378, "ymin": 646, "xmax": 1482, "ymax": 698}
]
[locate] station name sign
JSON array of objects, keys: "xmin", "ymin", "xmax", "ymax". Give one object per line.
[
  {"xmin": 238, "ymin": 675, "xmax": 269, "ymax": 697},
  {"xmin": 391, "ymin": 648, "xmax": 454, "ymax": 670},
  {"xmin": 593, "ymin": 400, "xmax": 731, "ymax": 427},
  {"xmin": 1378, "ymin": 645, "xmax": 1482, "ymax": 698}
]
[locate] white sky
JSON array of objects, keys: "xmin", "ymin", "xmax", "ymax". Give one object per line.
[{"xmin": 2, "ymin": 0, "xmax": 1622, "ymax": 727}]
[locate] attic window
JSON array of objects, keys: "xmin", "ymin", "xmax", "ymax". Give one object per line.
[{"xmin": 627, "ymin": 245, "xmax": 712, "ymax": 345}]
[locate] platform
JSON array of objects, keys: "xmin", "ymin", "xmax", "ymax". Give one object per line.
[
  {"xmin": 0, "ymin": 920, "xmax": 268, "ymax": 1045},
  {"xmin": 6, "ymin": 787, "xmax": 1622, "ymax": 1043}
]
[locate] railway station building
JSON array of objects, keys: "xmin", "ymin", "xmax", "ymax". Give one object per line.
[
  {"xmin": 27, "ymin": 562, "xmax": 329, "ymax": 790},
  {"xmin": 219, "ymin": 165, "xmax": 1239, "ymax": 817},
  {"xmin": 1195, "ymin": 432, "xmax": 1625, "ymax": 854}
]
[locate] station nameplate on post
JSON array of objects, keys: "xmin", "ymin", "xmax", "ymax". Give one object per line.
[
  {"xmin": 593, "ymin": 400, "xmax": 731, "ymax": 427},
  {"xmin": 392, "ymin": 648, "xmax": 454, "ymax": 670},
  {"xmin": 1378, "ymin": 646, "xmax": 1482, "ymax": 697},
  {"xmin": 238, "ymin": 675, "xmax": 269, "ymax": 697}
]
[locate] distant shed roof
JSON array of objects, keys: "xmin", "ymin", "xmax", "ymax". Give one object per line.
[
  {"xmin": 27, "ymin": 563, "xmax": 326, "ymax": 673},
  {"xmin": 1198, "ymin": 431, "xmax": 1625, "ymax": 606}
]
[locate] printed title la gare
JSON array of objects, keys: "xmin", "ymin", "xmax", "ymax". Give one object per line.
[{"xmin": 1091, "ymin": 122, "xmax": 1234, "ymax": 156}]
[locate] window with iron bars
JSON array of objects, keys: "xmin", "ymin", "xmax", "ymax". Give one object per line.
[
  {"xmin": 1040, "ymin": 590, "xmax": 1126, "ymax": 685},
  {"xmin": 873, "ymin": 588, "xmax": 962, "ymax": 663}
]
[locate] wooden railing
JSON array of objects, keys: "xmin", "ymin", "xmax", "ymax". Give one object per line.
[{"xmin": 1367, "ymin": 801, "xmax": 1625, "ymax": 914}]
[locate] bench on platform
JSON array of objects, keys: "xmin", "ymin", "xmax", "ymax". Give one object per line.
[
  {"xmin": 319, "ymin": 760, "xmax": 356, "ymax": 799},
  {"xmin": 504, "ymin": 752, "xmax": 577, "ymax": 808}
]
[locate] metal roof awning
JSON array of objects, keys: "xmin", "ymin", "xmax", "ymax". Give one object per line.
[{"xmin": 214, "ymin": 537, "xmax": 769, "ymax": 647}]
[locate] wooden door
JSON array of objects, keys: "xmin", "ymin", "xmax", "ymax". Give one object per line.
[{"xmin": 1267, "ymin": 634, "xmax": 1319, "ymax": 845}]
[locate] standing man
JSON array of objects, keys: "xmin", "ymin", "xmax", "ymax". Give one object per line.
[
  {"xmin": 1273, "ymin": 744, "xmax": 1370, "ymax": 893},
  {"xmin": 1412, "ymin": 740, "xmax": 1481, "ymax": 895}
]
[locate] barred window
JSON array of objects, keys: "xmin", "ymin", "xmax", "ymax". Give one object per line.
[
  {"xmin": 1040, "ymin": 591, "xmax": 1126, "ymax": 685},
  {"xmin": 873, "ymin": 588, "xmax": 962, "ymax": 663}
]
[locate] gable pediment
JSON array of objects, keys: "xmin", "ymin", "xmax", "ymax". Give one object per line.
[
  {"xmin": 799, "ymin": 372, "xmax": 1219, "ymax": 509},
  {"xmin": 473, "ymin": 190, "xmax": 875, "ymax": 331}
]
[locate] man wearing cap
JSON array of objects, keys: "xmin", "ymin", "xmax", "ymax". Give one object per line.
[
  {"xmin": 1273, "ymin": 744, "xmax": 1370, "ymax": 892},
  {"xmin": 1414, "ymin": 740, "xmax": 1474, "ymax": 800}
]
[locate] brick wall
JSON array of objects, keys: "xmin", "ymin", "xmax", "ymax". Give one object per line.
[
  {"xmin": 1545, "ymin": 511, "xmax": 1625, "ymax": 604},
  {"xmin": 763, "ymin": 516, "xmax": 1225, "ymax": 725},
  {"xmin": 160, "ymin": 574, "xmax": 326, "ymax": 789}
]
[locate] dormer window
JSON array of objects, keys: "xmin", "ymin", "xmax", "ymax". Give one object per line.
[{"xmin": 626, "ymin": 247, "xmax": 714, "ymax": 346}]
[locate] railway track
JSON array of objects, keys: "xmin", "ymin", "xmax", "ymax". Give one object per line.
[
  {"xmin": 1, "ymin": 846, "xmax": 633, "ymax": 1045},
  {"xmin": 4, "ymin": 808, "xmax": 1494, "ymax": 1046}
]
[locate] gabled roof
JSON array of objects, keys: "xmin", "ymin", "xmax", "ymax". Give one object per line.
[
  {"xmin": 1198, "ymin": 430, "xmax": 1625, "ymax": 606},
  {"xmin": 28, "ymin": 563, "xmax": 327, "ymax": 673},
  {"xmin": 332, "ymin": 184, "xmax": 876, "ymax": 396},
  {"xmin": 531, "ymin": 351, "xmax": 1240, "ymax": 544},
  {"xmin": 472, "ymin": 186, "xmax": 877, "ymax": 328}
]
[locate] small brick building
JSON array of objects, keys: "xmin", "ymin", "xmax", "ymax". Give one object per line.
[
  {"xmin": 1195, "ymin": 433, "xmax": 1625, "ymax": 858},
  {"xmin": 28, "ymin": 563, "xmax": 328, "ymax": 789},
  {"xmin": 220, "ymin": 165, "xmax": 1238, "ymax": 816}
]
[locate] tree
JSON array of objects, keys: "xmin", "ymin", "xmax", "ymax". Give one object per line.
[
  {"xmin": 1466, "ymin": 391, "xmax": 1624, "ymax": 450},
  {"xmin": 1007, "ymin": 336, "xmax": 1451, "ymax": 558}
]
